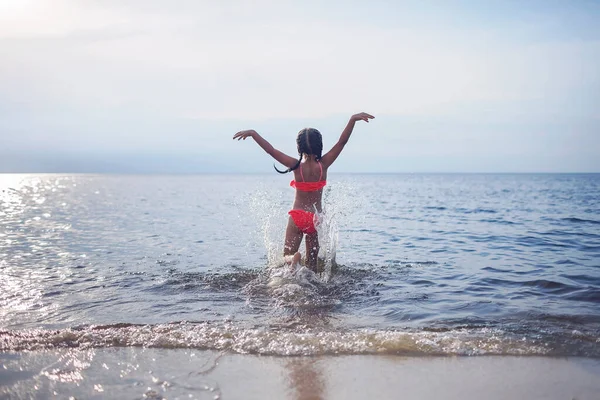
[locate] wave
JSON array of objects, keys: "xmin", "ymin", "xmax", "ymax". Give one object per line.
[
  {"xmin": 456, "ymin": 207, "xmax": 497, "ymax": 214},
  {"xmin": 1, "ymin": 322, "xmax": 598, "ymax": 357},
  {"xmin": 562, "ymin": 217, "xmax": 600, "ymax": 225},
  {"xmin": 478, "ymin": 277, "xmax": 586, "ymax": 296}
]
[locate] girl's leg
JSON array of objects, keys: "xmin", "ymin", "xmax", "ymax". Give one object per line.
[
  {"xmin": 284, "ymin": 217, "xmax": 303, "ymax": 257},
  {"xmin": 305, "ymin": 232, "xmax": 320, "ymax": 273}
]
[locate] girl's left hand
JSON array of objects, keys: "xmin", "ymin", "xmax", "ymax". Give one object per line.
[
  {"xmin": 351, "ymin": 112, "xmax": 375, "ymax": 123},
  {"xmin": 233, "ymin": 130, "xmax": 256, "ymax": 140}
]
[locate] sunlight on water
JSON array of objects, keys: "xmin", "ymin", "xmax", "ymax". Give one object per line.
[
  {"xmin": 0, "ymin": 174, "xmax": 29, "ymax": 211},
  {"xmin": 0, "ymin": 173, "xmax": 29, "ymax": 190},
  {"xmin": 40, "ymin": 349, "xmax": 95, "ymax": 384}
]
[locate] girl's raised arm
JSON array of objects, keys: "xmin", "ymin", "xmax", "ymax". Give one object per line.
[
  {"xmin": 321, "ymin": 112, "xmax": 374, "ymax": 168},
  {"xmin": 233, "ymin": 129, "xmax": 298, "ymax": 169}
]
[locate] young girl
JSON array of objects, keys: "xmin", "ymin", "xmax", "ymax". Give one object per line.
[{"xmin": 233, "ymin": 112, "xmax": 374, "ymax": 272}]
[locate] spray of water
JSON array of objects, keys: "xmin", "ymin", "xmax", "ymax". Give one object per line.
[
  {"xmin": 246, "ymin": 186, "xmax": 287, "ymax": 265},
  {"xmin": 242, "ymin": 177, "xmax": 366, "ymax": 284}
]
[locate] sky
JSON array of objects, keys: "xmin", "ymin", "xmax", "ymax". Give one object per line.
[{"xmin": 0, "ymin": 0, "xmax": 599, "ymax": 173}]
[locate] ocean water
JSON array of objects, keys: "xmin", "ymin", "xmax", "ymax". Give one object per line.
[{"xmin": 1, "ymin": 173, "xmax": 599, "ymax": 361}]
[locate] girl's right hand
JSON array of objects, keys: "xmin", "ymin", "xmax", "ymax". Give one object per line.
[
  {"xmin": 233, "ymin": 130, "xmax": 257, "ymax": 140},
  {"xmin": 351, "ymin": 112, "xmax": 375, "ymax": 123}
]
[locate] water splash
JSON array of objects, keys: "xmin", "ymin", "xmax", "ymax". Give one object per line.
[
  {"xmin": 246, "ymin": 186, "xmax": 287, "ymax": 265},
  {"xmin": 241, "ymin": 178, "xmax": 365, "ymax": 281}
]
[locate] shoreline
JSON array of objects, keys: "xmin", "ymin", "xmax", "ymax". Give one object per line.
[{"xmin": 2, "ymin": 350, "xmax": 599, "ymax": 399}]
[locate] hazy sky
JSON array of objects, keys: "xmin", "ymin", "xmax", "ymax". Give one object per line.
[{"xmin": 1, "ymin": 0, "xmax": 599, "ymax": 173}]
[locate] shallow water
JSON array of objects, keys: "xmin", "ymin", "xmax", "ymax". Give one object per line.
[
  {"xmin": 2, "ymin": 350, "xmax": 600, "ymax": 400},
  {"xmin": 1, "ymin": 173, "xmax": 599, "ymax": 357}
]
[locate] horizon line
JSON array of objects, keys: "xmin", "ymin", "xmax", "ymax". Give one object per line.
[{"xmin": 1, "ymin": 171, "xmax": 599, "ymax": 175}]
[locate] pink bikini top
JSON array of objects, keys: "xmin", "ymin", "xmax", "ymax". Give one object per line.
[{"xmin": 290, "ymin": 161, "xmax": 327, "ymax": 192}]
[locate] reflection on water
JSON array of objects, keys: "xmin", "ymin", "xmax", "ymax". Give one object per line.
[
  {"xmin": 0, "ymin": 262, "xmax": 44, "ymax": 314},
  {"xmin": 2, "ymin": 348, "xmax": 600, "ymax": 399},
  {"xmin": 287, "ymin": 358, "xmax": 325, "ymax": 400},
  {"xmin": 40, "ymin": 348, "xmax": 96, "ymax": 384},
  {"xmin": 0, "ymin": 173, "xmax": 29, "ymax": 193}
]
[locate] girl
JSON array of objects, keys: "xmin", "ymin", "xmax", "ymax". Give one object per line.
[{"xmin": 233, "ymin": 112, "xmax": 374, "ymax": 272}]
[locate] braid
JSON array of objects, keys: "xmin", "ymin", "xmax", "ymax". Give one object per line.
[
  {"xmin": 308, "ymin": 128, "xmax": 322, "ymax": 161},
  {"xmin": 272, "ymin": 128, "xmax": 322, "ymax": 173},
  {"xmin": 314, "ymin": 135, "xmax": 322, "ymax": 161},
  {"xmin": 274, "ymin": 157, "xmax": 301, "ymax": 174}
]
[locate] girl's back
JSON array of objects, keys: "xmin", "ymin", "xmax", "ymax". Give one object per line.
[{"xmin": 291, "ymin": 158, "xmax": 327, "ymax": 213}]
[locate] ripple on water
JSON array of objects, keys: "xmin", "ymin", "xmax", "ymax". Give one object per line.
[{"xmin": 1, "ymin": 174, "xmax": 600, "ymax": 357}]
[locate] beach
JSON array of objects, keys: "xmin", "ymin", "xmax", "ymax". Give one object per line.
[
  {"xmin": 2, "ymin": 0, "xmax": 599, "ymax": 397},
  {"xmin": 2, "ymin": 349, "xmax": 600, "ymax": 399}
]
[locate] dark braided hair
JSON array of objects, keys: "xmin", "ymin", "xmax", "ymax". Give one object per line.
[{"xmin": 274, "ymin": 128, "xmax": 323, "ymax": 174}]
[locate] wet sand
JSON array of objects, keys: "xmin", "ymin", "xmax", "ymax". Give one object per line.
[{"xmin": 2, "ymin": 349, "xmax": 599, "ymax": 399}]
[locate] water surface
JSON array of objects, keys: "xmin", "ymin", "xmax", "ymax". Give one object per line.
[{"xmin": 1, "ymin": 173, "xmax": 599, "ymax": 357}]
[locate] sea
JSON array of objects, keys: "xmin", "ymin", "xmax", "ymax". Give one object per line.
[{"xmin": 1, "ymin": 173, "xmax": 599, "ymax": 397}]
